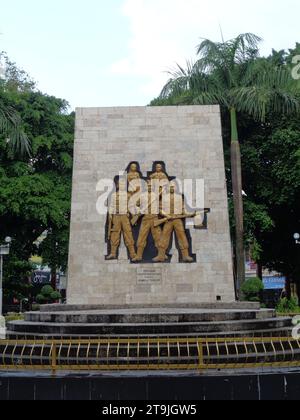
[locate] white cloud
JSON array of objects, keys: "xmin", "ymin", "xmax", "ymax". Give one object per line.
[
  {"xmin": 112, "ymin": 0, "xmax": 219, "ymax": 96},
  {"xmin": 111, "ymin": 0, "xmax": 300, "ymax": 100}
]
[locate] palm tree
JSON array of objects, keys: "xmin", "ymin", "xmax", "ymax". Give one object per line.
[
  {"xmin": 0, "ymin": 100, "xmax": 30, "ymax": 155},
  {"xmin": 160, "ymin": 33, "xmax": 300, "ymax": 297}
]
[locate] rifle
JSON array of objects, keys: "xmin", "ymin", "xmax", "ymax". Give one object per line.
[
  {"xmin": 153, "ymin": 209, "xmax": 210, "ymax": 228},
  {"xmin": 153, "ymin": 213, "xmax": 195, "ymax": 228}
]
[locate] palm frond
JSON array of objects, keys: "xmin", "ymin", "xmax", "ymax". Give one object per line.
[
  {"xmin": 232, "ymin": 65, "xmax": 300, "ymax": 120},
  {"xmin": 195, "ymin": 34, "xmax": 261, "ymax": 90},
  {"xmin": 159, "ymin": 33, "xmax": 300, "ymax": 121},
  {"xmin": 230, "ymin": 33, "xmax": 262, "ymax": 64},
  {"xmin": 0, "ymin": 101, "xmax": 31, "ymax": 155},
  {"xmin": 160, "ymin": 60, "xmax": 227, "ymax": 105},
  {"xmin": 6, "ymin": 127, "xmax": 31, "ymax": 155}
]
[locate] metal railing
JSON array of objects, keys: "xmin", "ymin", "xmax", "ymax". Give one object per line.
[{"xmin": 1, "ymin": 337, "xmax": 300, "ymax": 372}]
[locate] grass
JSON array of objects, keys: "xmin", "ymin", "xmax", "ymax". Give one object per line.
[{"xmin": 5, "ymin": 313, "xmax": 24, "ymax": 323}]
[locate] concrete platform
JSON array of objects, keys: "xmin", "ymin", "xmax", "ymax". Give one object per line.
[
  {"xmin": 24, "ymin": 307, "xmax": 275, "ymax": 323},
  {"xmin": 39, "ymin": 302, "xmax": 262, "ymax": 312},
  {"xmin": 7, "ymin": 304, "xmax": 292, "ymax": 339}
]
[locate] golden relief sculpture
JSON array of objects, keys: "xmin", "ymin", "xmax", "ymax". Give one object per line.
[
  {"xmin": 106, "ymin": 162, "xmax": 210, "ymax": 263},
  {"xmin": 107, "ymin": 178, "xmax": 137, "ymax": 261},
  {"xmin": 149, "ymin": 163, "xmax": 169, "ymax": 181},
  {"xmin": 132, "ymin": 181, "xmax": 163, "ymax": 262},
  {"xmin": 127, "ymin": 162, "xmax": 142, "ymax": 193},
  {"xmin": 153, "ymin": 182, "xmax": 195, "ymax": 263}
]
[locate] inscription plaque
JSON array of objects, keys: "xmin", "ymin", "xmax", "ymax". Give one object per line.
[{"xmin": 137, "ymin": 267, "xmax": 162, "ymax": 284}]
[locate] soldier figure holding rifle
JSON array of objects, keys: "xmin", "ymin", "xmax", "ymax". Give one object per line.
[
  {"xmin": 153, "ymin": 182, "xmax": 195, "ymax": 263},
  {"xmin": 107, "ymin": 177, "xmax": 137, "ymax": 261},
  {"xmin": 132, "ymin": 181, "xmax": 162, "ymax": 262}
]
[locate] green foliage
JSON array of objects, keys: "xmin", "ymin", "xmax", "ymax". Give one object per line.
[
  {"xmin": 0, "ymin": 53, "xmax": 74, "ymax": 305},
  {"xmin": 160, "ymin": 34, "xmax": 300, "ymax": 122},
  {"xmin": 241, "ymin": 277, "xmax": 264, "ymax": 302},
  {"xmin": 157, "ymin": 34, "xmax": 300, "ymax": 291},
  {"xmin": 3, "ymin": 255, "xmax": 33, "ymax": 303},
  {"xmin": 51, "ymin": 291, "xmax": 62, "ymax": 301},
  {"xmin": 36, "ymin": 286, "xmax": 61, "ymax": 304},
  {"xmin": 240, "ymin": 111, "xmax": 300, "ymax": 278},
  {"xmin": 36, "ymin": 295, "xmax": 45, "ymax": 304},
  {"xmin": 276, "ymin": 298, "xmax": 300, "ymax": 314},
  {"xmin": 5, "ymin": 313, "xmax": 24, "ymax": 322},
  {"xmin": 154, "ymin": 37, "xmax": 300, "ymax": 289},
  {"xmin": 0, "ymin": 53, "xmax": 32, "ymax": 155},
  {"xmin": 40, "ymin": 285, "xmax": 54, "ymax": 296}
]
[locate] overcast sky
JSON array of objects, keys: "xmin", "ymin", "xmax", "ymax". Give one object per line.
[{"xmin": 1, "ymin": 0, "xmax": 299, "ymax": 110}]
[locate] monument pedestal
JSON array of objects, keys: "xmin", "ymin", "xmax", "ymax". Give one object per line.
[{"xmin": 7, "ymin": 303, "xmax": 291, "ymax": 339}]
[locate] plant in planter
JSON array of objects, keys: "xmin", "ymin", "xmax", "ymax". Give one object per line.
[{"xmin": 36, "ymin": 286, "xmax": 61, "ymax": 304}]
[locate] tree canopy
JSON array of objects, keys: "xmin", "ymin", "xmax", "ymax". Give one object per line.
[
  {"xmin": 0, "ymin": 56, "xmax": 74, "ymax": 304},
  {"xmin": 0, "ymin": 53, "xmax": 31, "ymax": 155},
  {"xmin": 153, "ymin": 41, "xmax": 300, "ymax": 290}
]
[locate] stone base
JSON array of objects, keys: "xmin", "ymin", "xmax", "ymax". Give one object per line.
[
  {"xmin": 7, "ymin": 304, "xmax": 292, "ymax": 339},
  {"xmin": 40, "ymin": 302, "xmax": 260, "ymax": 312}
]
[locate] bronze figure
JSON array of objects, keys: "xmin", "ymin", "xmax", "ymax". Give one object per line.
[
  {"xmin": 153, "ymin": 183, "xmax": 195, "ymax": 263},
  {"xmin": 106, "ymin": 178, "xmax": 137, "ymax": 260},
  {"xmin": 132, "ymin": 181, "xmax": 162, "ymax": 262}
]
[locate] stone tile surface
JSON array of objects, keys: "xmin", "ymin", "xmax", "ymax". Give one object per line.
[{"xmin": 68, "ymin": 106, "xmax": 236, "ymax": 304}]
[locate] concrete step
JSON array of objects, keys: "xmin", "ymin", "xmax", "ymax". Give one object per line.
[
  {"xmin": 8, "ymin": 317, "xmax": 292, "ymax": 336},
  {"xmin": 6, "ymin": 326, "xmax": 293, "ymax": 340},
  {"xmin": 24, "ymin": 308, "xmax": 276, "ymax": 324},
  {"xmin": 40, "ymin": 302, "xmax": 261, "ymax": 312}
]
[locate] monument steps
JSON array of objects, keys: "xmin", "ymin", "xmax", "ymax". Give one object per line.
[
  {"xmin": 7, "ymin": 305, "xmax": 292, "ymax": 339},
  {"xmin": 7, "ymin": 326, "xmax": 293, "ymax": 340},
  {"xmin": 39, "ymin": 303, "xmax": 262, "ymax": 312},
  {"xmin": 23, "ymin": 308, "xmax": 276, "ymax": 324},
  {"xmin": 8, "ymin": 317, "xmax": 291, "ymax": 336}
]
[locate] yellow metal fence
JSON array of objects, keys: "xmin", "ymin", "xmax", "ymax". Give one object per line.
[{"xmin": 1, "ymin": 337, "xmax": 300, "ymax": 372}]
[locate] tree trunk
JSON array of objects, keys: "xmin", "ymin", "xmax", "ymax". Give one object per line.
[
  {"xmin": 230, "ymin": 108, "xmax": 245, "ymax": 298},
  {"xmin": 295, "ymin": 281, "xmax": 300, "ymax": 306},
  {"xmin": 285, "ymin": 275, "xmax": 292, "ymax": 300},
  {"xmin": 51, "ymin": 266, "xmax": 57, "ymax": 291},
  {"xmin": 257, "ymin": 263, "xmax": 263, "ymax": 280}
]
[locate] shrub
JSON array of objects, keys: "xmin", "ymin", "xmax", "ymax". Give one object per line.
[
  {"xmin": 241, "ymin": 277, "xmax": 264, "ymax": 302},
  {"xmin": 5, "ymin": 313, "xmax": 24, "ymax": 322},
  {"xmin": 36, "ymin": 294, "xmax": 47, "ymax": 304},
  {"xmin": 41, "ymin": 285, "xmax": 54, "ymax": 298},
  {"xmin": 50, "ymin": 291, "xmax": 61, "ymax": 301},
  {"xmin": 276, "ymin": 297, "xmax": 300, "ymax": 314},
  {"xmin": 36, "ymin": 286, "xmax": 61, "ymax": 304}
]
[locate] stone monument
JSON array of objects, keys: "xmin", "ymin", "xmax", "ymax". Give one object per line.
[
  {"xmin": 8, "ymin": 106, "xmax": 291, "ymax": 339},
  {"xmin": 67, "ymin": 105, "xmax": 236, "ymax": 305}
]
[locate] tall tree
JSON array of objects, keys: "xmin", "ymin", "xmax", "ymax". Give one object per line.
[
  {"xmin": 0, "ymin": 53, "xmax": 31, "ymax": 155},
  {"xmin": 0, "ymin": 57, "xmax": 74, "ymax": 304},
  {"xmin": 158, "ymin": 33, "xmax": 300, "ymax": 296},
  {"xmin": 240, "ymin": 111, "xmax": 300, "ymax": 298}
]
